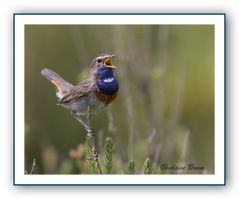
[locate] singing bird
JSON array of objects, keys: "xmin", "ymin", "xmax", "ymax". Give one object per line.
[{"xmin": 41, "ymin": 54, "xmax": 119, "ymax": 132}]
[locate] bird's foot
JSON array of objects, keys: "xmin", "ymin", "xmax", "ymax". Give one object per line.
[{"xmin": 86, "ymin": 127, "xmax": 95, "ymax": 138}]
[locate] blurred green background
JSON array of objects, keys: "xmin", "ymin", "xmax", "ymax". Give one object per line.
[{"xmin": 25, "ymin": 25, "xmax": 214, "ymax": 174}]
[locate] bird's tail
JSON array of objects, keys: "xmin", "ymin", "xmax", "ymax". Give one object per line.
[{"xmin": 41, "ymin": 68, "xmax": 74, "ymax": 98}]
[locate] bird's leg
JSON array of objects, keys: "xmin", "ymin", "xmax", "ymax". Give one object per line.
[
  {"xmin": 86, "ymin": 106, "xmax": 95, "ymax": 138},
  {"xmin": 72, "ymin": 111, "xmax": 94, "ymax": 135},
  {"xmin": 72, "ymin": 112, "xmax": 87, "ymax": 128},
  {"xmin": 86, "ymin": 106, "xmax": 91, "ymax": 126}
]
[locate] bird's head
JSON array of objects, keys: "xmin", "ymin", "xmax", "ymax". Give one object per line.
[{"xmin": 89, "ymin": 54, "xmax": 117, "ymax": 78}]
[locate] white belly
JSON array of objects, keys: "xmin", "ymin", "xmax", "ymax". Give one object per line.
[{"xmin": 62, "ymin": 94, "xmax": 105, "ymax": 116}]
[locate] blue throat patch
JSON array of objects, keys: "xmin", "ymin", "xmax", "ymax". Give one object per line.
[{"xmin": 97, "ymin": 66, "xmax": 119, "ymax": 95}]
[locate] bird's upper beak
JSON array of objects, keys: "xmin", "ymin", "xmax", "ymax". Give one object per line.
[{"xmin": 104, "ymin": 55, "xmax": 117, "ymax": 69}]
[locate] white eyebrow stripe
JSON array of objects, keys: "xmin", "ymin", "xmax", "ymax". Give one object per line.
[{"xmin": 103, "ymin": 77, "xmax": 114, "ymax": 83}]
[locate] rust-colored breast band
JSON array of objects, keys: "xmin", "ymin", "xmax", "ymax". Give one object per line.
[{"xmin": 94, "ymin": 90, "xmax": 118, "ymax": 105}]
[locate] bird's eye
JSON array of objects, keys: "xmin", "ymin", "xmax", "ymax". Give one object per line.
[{"xmin": 96, "ymin": 58, "xmax": 102, "ymax": 63}]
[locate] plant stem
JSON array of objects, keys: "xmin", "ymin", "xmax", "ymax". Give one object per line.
[
  {"xmin": 104, "ymin": 137, "xmax": 113, "ymax": 174},
  {"xmin": 144, "ymin": 158, "xmax": 153, "ymax": 174},
  {"xmin": 25, "ymin": 158, "xmax": 36, "ymax": 174},
  {"xmin": 72, "ymin": 107, "xmax": 103, "ymax": 174},
  {"xmin": 127, "ymin": 160, "xmax": 135, "ymax": 174}
]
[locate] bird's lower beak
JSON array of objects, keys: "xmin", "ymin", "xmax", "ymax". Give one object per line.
[{"xmin": 104, "ymin": 55, "xmax": 117, "ymax": 69}]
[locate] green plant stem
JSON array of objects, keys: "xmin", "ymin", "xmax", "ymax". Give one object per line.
[
  {"xmin": 76, "ymin": 106, "xmax": 103, "ymax": 174},
  {"xmin": 127, "ymin": 160, "xmax": 135, "ymax": 174},
  {"xmin": 104, "ymin": 137, "xmax": 113, "ymax": 174},
  {"xmin": 144, "ymin": 158, "xmax": 153, "ymax": 174}
]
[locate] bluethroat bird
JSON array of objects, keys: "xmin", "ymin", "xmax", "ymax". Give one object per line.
[{"xmin": 41, "ymin": 54, "xmax": 119, "ymax": 132}]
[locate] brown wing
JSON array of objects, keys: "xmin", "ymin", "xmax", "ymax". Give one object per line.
[{"xmin": 59, "ymin": 79, "xmax": 94, "ymax": 104}]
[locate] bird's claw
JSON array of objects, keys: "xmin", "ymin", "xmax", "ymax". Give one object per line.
[{"xmin": 86, "ymin": 127, "xmax": 95, "ymax": 138}]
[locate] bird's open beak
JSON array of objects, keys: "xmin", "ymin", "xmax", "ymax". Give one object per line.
[{"xmin": 104, "ymin": 55, "xmax": 117, "ymax": 69}]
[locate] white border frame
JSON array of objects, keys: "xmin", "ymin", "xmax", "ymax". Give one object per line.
[{"xmin": 13, "ymin": 13, "xmax": 225, "ymax": 185}]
